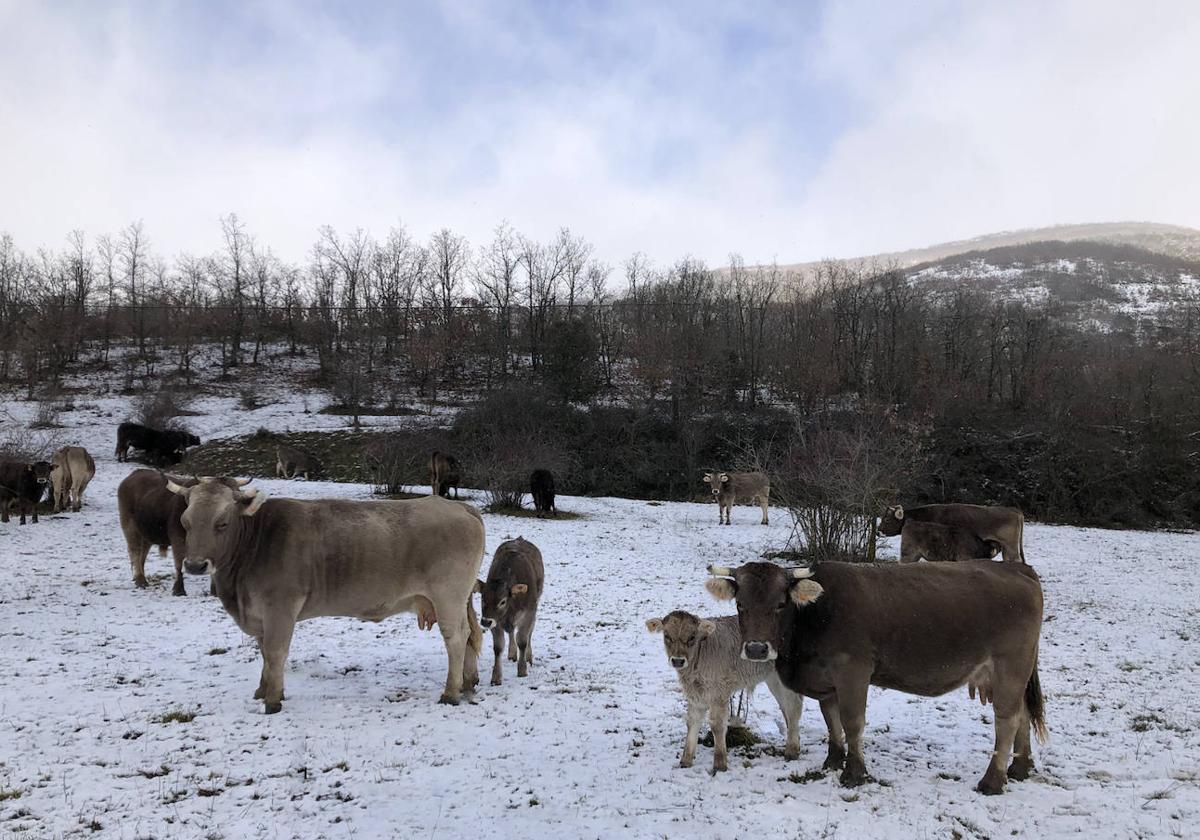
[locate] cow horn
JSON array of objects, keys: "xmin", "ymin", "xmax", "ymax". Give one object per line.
[
  {"xmin": 894, "ymin": 505, "xmax": 904, "ymax": 520},
  {"xmin": 239, "ymin": 487, "xmax": 259, "ymax": 500},
  {"xmin": 707, "ymin": 564, "xmax": 735, "ymax": 577},
  {"xmin": 235, "ymin": 477, "xmax": 252, "ymax": 487},
  {"xmin": 790, "ymin": 567, "xmax": 814, "ymax": 579}
]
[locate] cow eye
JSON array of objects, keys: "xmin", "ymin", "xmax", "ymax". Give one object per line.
[
  {"xmin": 215, "ymin": 521, "xmax": 228, "ymax": 532},
  {"xmin": 686, "ymin": 636, "xmax": 696, "ymax": 645}
]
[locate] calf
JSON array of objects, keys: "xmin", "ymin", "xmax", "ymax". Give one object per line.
[
  {"xmin": 702, "ymin": 471, "xmax": 770, "ymax": 525},
  {"xmin": 50, "ymin": 446, "xmax": 96, "ymax": 513},
  {"xmin": 707, "ymin": 560, "xmax": 1046, "ymax": 794},
  {"xmin": 646, "ymin": 611, "xmax": 804, "ymax": 774},
  {"xmin": 529, "ymin": 468, "xmax": 556, "ymax": 516},
  {"xmin": 430, "ymin": 450, "xmax": 461, "ymax": 499},
  {"xmin": 0, "ymin": 460, "xmax": 54, "ymax": 524},
  {"xmin": 477, "ymin": 537, "xmax": 544, "ymax": 685},
  {"xmin": 893, "ymin": 519, "xmax": 1001, "ymax": 563},
  {"xmin": 117, "ymin": 469, "xmax": 244, "ymax": 595},
  {"xmin": 880, "ymin": 503, "xmax": 1025, "ymax": 563},
  {"xmin": 115, "ymin": 422, "xmax": 201, "ymax": 465},
  {"xmin": 276, "ymin": 445, "xmax": 321, "ymax": 479}
]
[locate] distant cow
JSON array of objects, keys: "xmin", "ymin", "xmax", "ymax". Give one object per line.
[
  {"xmin": 707, "ymin": 560, "xmax": 1046, "ymax": 794},
  {"xmin": 478, "ymin": 537, "xmax": 544, "ymax": 686},
  {"xmin": 880, "ymin": 503, "xmax": 1025, "ymax": 564},
  {"xmin": 50, "ymin": 446, "xmax": 96, "ymax": 513},
  {"xmin": 0, "ymin": 460, "xmax": 54, "ymax": 524},
  {"xmin": 529, "ymin": 468, "xmax": 556, "ymax": 516},
  {"xmin": 165, "ymin": 479, "xmax": 484, "ymax": 711},
  {"xmin": 115, "ymin": 422, "xmax": 201, "ymax": 465},
  {"xmin": 646, "ymin": 611, "xmax": 804, "ymax": 774},
  {"xmin": 889, "ymin": 519, "xmax": 1001, "ymax": 563},
  {"xmin": 276, "ymin": 445, "xmax": 321, "ymax": 480},
  {"xmin": 117, "ymin": 469, "xmax": 246, "ymax": 595},
  {"xmin": 702, "ymin": 471, "xmax": 770, "ymax": 525},
  {"xmin": 430, "ymin": 451, "xmax": 461, "ymax": 499}
]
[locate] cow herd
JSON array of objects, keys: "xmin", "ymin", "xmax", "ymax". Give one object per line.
[{"xmin": 0, "ymin": 421, "xmax": 1047, "ymax": 798}]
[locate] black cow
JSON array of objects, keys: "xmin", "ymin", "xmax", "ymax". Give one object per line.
[
  {"xmin": 529, "ymin": 468, "xmax": 556, "ymax": 516},
  {"xmin": 115, "ymin": 422, "xmax": 200, "ymax": 465},
  {"xmin": 0, "ymin": 460, "xmax": 55, "ymax": 524}
]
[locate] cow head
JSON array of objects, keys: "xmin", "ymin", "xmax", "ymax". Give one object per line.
[
  {"xmin": 701, "ymin": 472, "xmax": 730, "ymax": 498},
  {"xmin": 477, "ymin": 571, "xmax": 530, "ymax": 631},
  {"xmin": 645, "ymin": 610, "xmax": 715, "ymax": 670},
  {"xmin": 166, "ymin": 476, "xmax": 262, "ymax": 574},
  {"xmin": 30, "ymin": 460, "xmax": 56, "ymax": 484},
  {"xmin": 705, "ymin": 562, "xmax": 823, "ymax": 661},
  {"xmin": 878, "ymin": 504, "xmax": 905, "ymax": 537}
]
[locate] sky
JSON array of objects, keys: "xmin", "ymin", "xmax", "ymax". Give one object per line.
[{"xmin": 1, "ymin": 0, "xmax": 1198, "ymax": 267}]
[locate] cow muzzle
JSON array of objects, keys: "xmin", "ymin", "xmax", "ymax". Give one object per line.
[
  {"xmin": 669, "ymin": 656, "xmax": 688, "ymax": 669},
  {"xmin": 184, "ymin": 558, "xmax": 214, "ymax": 575},
  {"xmin": 479, "ymin": 617, "xmax": 495, "ymax": 630},
  {"xmin": 741, "ymin": 641, "xmax": 776, "ymax": 661}
]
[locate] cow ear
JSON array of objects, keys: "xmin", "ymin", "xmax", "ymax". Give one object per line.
[
  {"xmin": 166, "ymin": 480, "xmax": 193, "ymax": 498},
  {"xmin": 894, "ymin": 506, "xmax": 904, "ymax": 520},
  {"xmin": 511, "ymin": 583, "xmax": 529, "ymax": 596},
  {"xmin": 49, "ymin": 463, "xmax": 60, "ymax": 471},
  {"xmin": 645, "ymin": 618, "xmax": 664, "ymax": 633},
  {"xmin": 705, "ymin": 578, "xmax": 737, "ymax": 601},
  {"xmin": 702, "ymin": 473, "xmax": 713, "ymax": 484},
  {"xmin": 239, "ymin": 489, "xmax": 268, "ymax": 516},
  {"xmin": 789, "ymin": 580, "xmax": 824, "ymax": 607},
  {"xmin": 473, "ymin": 579, "xmax": 483, "ymax": 595},
  {"xmin": 697, "ymin": 619, "xmax": 716, "ymax": 638},
  {"xmin": 719, "ymin": 473, "xmax": 730, "ymax": 484}
]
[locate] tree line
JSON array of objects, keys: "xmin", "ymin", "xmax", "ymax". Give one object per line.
[{"xmin": 2, "ymin": 218, "xmax": 1198, "ymax": 529}]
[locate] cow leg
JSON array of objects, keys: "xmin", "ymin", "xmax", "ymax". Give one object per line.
[
  {"xmin": 435, "ymin": 603, "xmax": 469, "ymax": 705},
  {"xmin": 515, "ymin": 616, "xmax": 534, "ymax": 678},
  {"xmin": 679, "ymin": 700, "xmax": 705, "ymax": 768},
  {"xmin": 490, "ymin": 626, "xmax": 505, "ymax": 686},
  {"xmin": 1007, "ymin": 705, "xmax": 1035, "ymax": 781},
  {"xmin": 507, "ymin": 628, "xmax": 518, "ymax": 661},
  {"xmin": 760, "ymin": 496, "xmax": 769, "ymax": 526},
  {"xmin": 169, "ymin": 546, "xmax": 186, "ymax": 596},
  {"xmin": 524, "ymin": 614, "xmax": 536, "ymax": 665},
  {"xmin": 129, "ymin": 540, "xmax": 151, "ymax": 589},
  {"xmin": 259, "ymin": 616, "xmax": 297, "ymax": 714},
  {"xmin": 709, "ymin": 699, "xmax": 730, "ymax": 774},
  {"xmin": 766, "ymin": 673, "xmax": 803, "ymax": 760},
  {"xmin": 977, "ymin": 672, "xmax": 1025, "ymax": 795},
  {"xmin": 834, "ymin": 674, "xmax": 871, "ymax": 786},
  {"xmin": 819, "ymin": 695, "xmax": 846, "ymax": 770}
]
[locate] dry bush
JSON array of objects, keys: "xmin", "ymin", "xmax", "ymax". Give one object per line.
[
  {"xmin": 28, "ymin": 401, "xmax": 63, "ymax": 430},
  {"xmin": 132, "ymin": 389, "xmax": 193, "ymax": 431},
  {"xmin": 362, "ymin": 432, "xmax": 446, "ymax": 496},
  {"xmin": 472, "ymin": 431, "xmax": 572, "ymax": 511}
]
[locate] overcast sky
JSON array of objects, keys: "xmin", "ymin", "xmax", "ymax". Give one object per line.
[{"xmin": 1, "ymin": 0, "xmax": 1197, "ymax": 267}]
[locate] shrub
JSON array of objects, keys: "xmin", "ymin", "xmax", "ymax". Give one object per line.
[{"xmin": 132, "ymin": 389, "xmax": 192, "ymax": 431}]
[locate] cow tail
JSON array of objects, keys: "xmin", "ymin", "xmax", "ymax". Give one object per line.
[
  {"xmin": 1018, "ymin": 513, "xmax": 1027, "ymax": 564},
  {"xmin": 466, "ymin": 596, "xmax": 483, "ymax": 656},
  {"xmin": 1025, "ymin": 660, "xmax": 1048, "ymax": 744}
]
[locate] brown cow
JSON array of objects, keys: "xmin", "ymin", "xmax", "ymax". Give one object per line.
[
  {"xmin": 702, "ymin": 471, "xmax": 770, "ymax": 525},
  {"xmin": 477, "ymin": 537, "xmax": 544, "ymax": 686},
  {"xmin": 50, "ymin": 446, "xmax": 96, "ymax": 513},
  {"xmin": 890, "ymin": 519, "xmax": 1001, "ymax": 563},
  {"xmin": 118, "ymin": 469, "xmax": 243, "ymax": 595},
  {"xmin": 430, "ymin": 451, "xmax": 461, "ymax": 499},
  {"xmin": 0, "ymin": 460, "xmax": 54, "ymax": 524},
  {"xmin": 706, "ymin": 560, "xmax": 1046, "ymax": 795},
  {"xmin": 166, "ymin": 479, "xmax": 484, "ymax": 712},
  {"xmin": 275, "ymin": 445, "xmax": 321, "ymax": 480},
  {"xmin": 880, "ymin": 503, "xmax": 1025, "ymax": 563}
]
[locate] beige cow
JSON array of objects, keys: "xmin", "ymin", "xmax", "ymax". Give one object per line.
[
  {"xmin": 50, "ymin": 446, "xmax": 96, "ymax": 513},
  {"xmin": 702, "ymin": 471, "xmax": 770, "ymax": 525},
  {"xmin": 166, "ymin": 478, "xmax": 484, "ymax": 712}
]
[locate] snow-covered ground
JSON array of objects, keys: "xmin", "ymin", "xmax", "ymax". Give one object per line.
[{"xmin": 2, "ymin": 456, "xmax": 1199, "ymax": 837}]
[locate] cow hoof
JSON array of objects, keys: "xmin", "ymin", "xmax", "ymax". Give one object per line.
[
  {"xmin": 839, "ymin": 758, "xmax": 869, "ymax": 787},
  {"xmin": 678, "ymin": 758, "xmax": 694, "ymax": 769},
  {"xmin": 1007, "ymin": 757, "xmax": 1034, "ymax": 781},
  {"xmin": 784, "ymin": 745, "xmax": 801, "ymax": 761},
  {"xmin": 172, "ymin": 585, "xmax": 186, "ymax": 597},
  {"xmin": 517, "ymin": 667, "xmax": 528, "ymax": 678},
  {"xmin": 976, "ymin": 777, "xmax": 1005, "ymax": 796},
  {"xmin": 437, "ymin": 693, "xmax": 461, "ymax": 706},
  {"xmin": 264, "ymin": 701, "xmax": 283, "ymax": 715},
  {"xmin": 134, "ymin": 578, "xmax": 149, "ymax": 590},
  {"xmin": 490, "ymin": 676, "xmax": 502, "ymax": 687},
  {"xmin": 823, "ymin": 746, "xmax": 846, "ymax": 771}
]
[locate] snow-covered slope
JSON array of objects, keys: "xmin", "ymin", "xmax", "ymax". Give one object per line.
[{"xmin": 2, "ymin": 465, "xmax": 1197, "ymax": 838}]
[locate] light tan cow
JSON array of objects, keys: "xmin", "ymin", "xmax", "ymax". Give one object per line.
[
  {"xmin": 50, "ymin": 446, "xmax": 96, "ymax": 513},
  {"xmin": 166, "ymin": 478, "xmax": 484, "ymax": 712},
  {"xmin": 702, "ymin": 471, "xmax": 770, "ymax": 525}
]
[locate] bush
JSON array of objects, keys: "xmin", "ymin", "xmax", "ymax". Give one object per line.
[
  {"xmin": 28, "ymin": 401, "xmax": 62, "ymax": 430},
  {"xmin": 132, "ymin": 389, "xmax": 193, "ymax": 431}
]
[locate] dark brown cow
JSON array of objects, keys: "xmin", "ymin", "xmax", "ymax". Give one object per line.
[
  {"xmin": 477, "ymin": 537, "xmax": 544, "ymax": 686},
  {"xmin": 706, "ymin": 560, "xmax": 1046, "ymax": 795},
  {"xmin": 891, "ymin": 519, "xmax": 1001, "ymax": 563},
  {"xmin": 117, "ymin": 470, "xmax": 245, "ymax": 595},
  {"xmin": 880, "ymin": 503, "xmax": 1025, "ymax": 563},
  {"xmin": 115, "ymin": 422, "xmax": 200, "ymax": 465},
  {"xmin": 0, "ymin": 460, "xmax": 54, "ymax": 524},
  {"xmin": 529, "ymin": 468, "xmax": 556, "ymax": 516},
  {"xmin": 430, "ymin": 451, "xmax": 461, "ymax": 499}
]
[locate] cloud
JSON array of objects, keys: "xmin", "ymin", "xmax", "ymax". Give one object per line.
[{"xmin": 0, "ymin": 0, "xmax": 1196, "ymax": 269}]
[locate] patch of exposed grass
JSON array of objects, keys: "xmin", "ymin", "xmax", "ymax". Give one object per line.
[
  {"xmin": 207, "ymin": 647, "xmax": 228, "ymax": 656},
  {"xmin": 0, "ymin": 787, "xmax": 24, "ymax": 801},
  {"xmin": 483, "ymin": 505, "xmax": 584, "ymax": 520},
  {"xmin": 700, "ymin": 727, "xmax": 760, "ymax": 749},
  {"xmin": 782, "ymin": 769, "xmax": 825, "ymax": 784},
  {"xmin": 153, "ymin": 709, "xmax": 197, "ymax": 724},
  {"xmin": 318, "ymin": 404, "xmax": 419, "ymax": 417}
]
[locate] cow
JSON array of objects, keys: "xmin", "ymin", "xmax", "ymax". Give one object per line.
[
  {"xmin": 50, "ymin": 446, "xmax": 96, "ymax": 513},
  {"xmin": 529, "ymin": 468, "xmax": 556, "ymax": 516},
  {"xmin": 880, "ymin": 503, "xmax": 1025, "ymax": 563},
  {"xmin": 165, "ymin": 478, "xmax": 484, "ymax": 712},
  {"xmin": 889, "ymin": 519, "xmax": 1001, "ymax": 563},
  {"xmin": 115, "ymin": 422, "xmax": 201, "ymax": 465},
  {"xmin": 646, "ymin": 611, "xmax": 804, "ymax": 774},
  {"xmin": 0, "ymin": 460, "xmax": 54, "ymax": 524},
  {"xmin": 701, "ymin": 471, "xmax": 770, "ymax": 525},
  {"xmin": 429, "ymin": 450, "xmax": 461, "ymax": 499},
  {"xmin": 477, "ymin": 537, "xmax": 544, "ymax": 686},
  {"xmin": 117, "ymin": 469, "xmax": 241, "ymax": 595},
  {"xmin": 705, "ymin": 560, "xmax": 1046, "ymax": 795},
  {"xmin": 275, "ymin": 445, "xmax": 321, "ymax": 480}
]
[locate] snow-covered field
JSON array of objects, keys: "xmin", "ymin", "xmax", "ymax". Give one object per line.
[{"xmin": 3, "ymin": 452, "xmax": 1199, "ymax": 838}]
